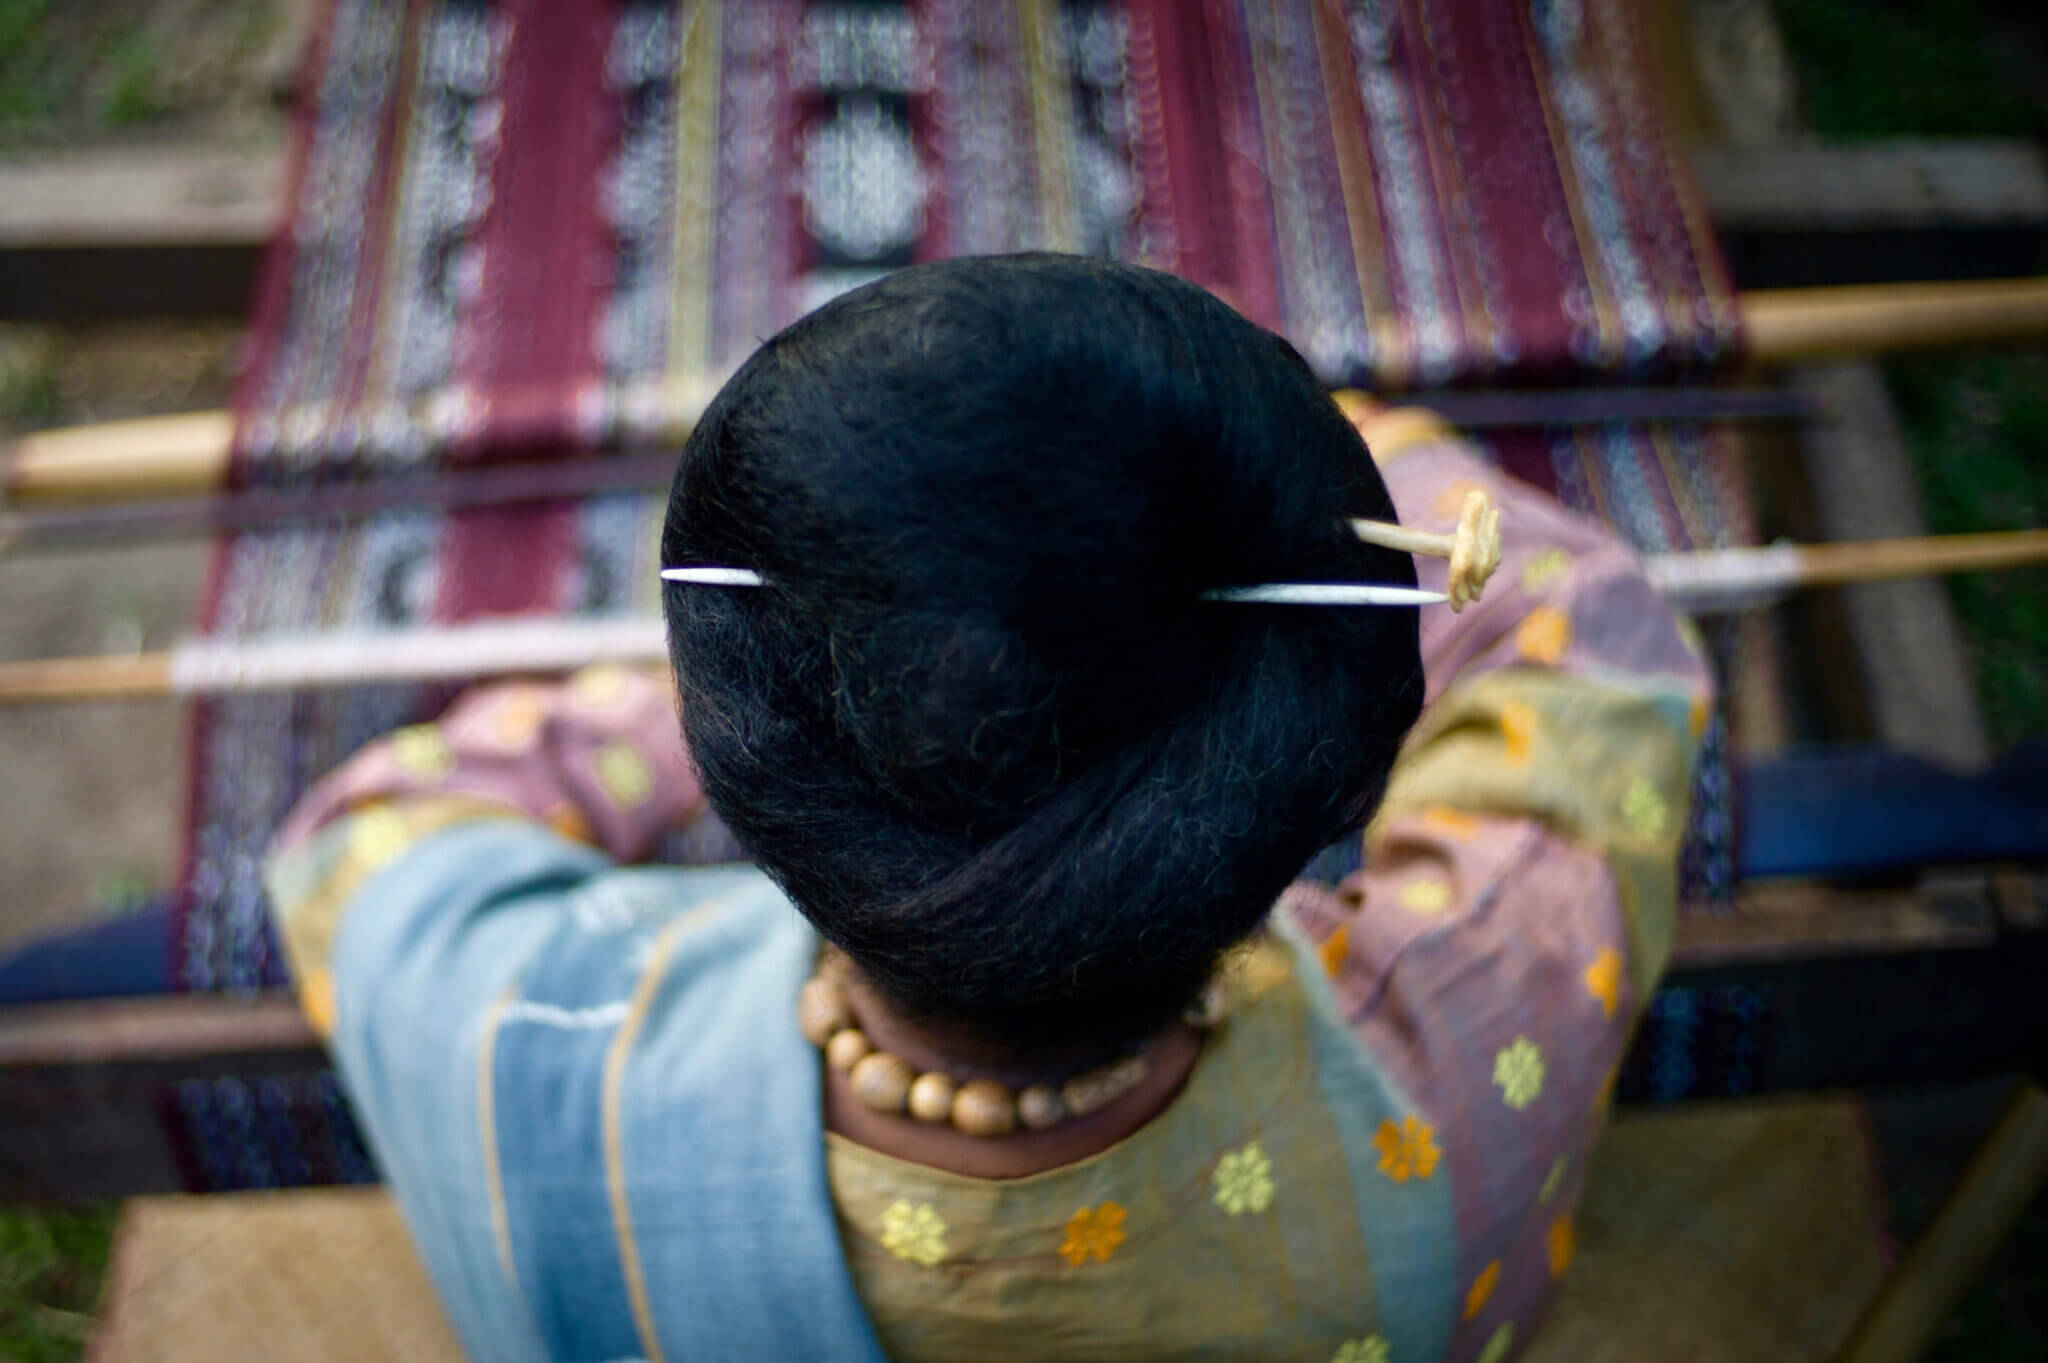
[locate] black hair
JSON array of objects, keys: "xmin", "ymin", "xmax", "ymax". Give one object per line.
[{"xmin": 662, "ymin": 254, "xmax": 1423, "ymax": 1063}]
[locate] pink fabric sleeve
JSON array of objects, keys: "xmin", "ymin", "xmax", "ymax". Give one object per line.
[{"xmin": 270, "ymin": 666, "xmax": 708, "ymax": 865}]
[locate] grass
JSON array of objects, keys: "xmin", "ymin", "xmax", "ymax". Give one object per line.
[
  {"xmin": 1776, "ymin": 0, "xmax": 2039, "ymax": 137},
  {"xmin": 98, "ymin": 24, "xmax": 169, "ymax": 128},
  {"xmin": 0, "ymin": 0, "xmax": 279, "ymax": 147},
  {"xmin": 0, "ymin": 1205, "xmax": 118, "ymax": 1363},
  {"xmin": 1888, "ymin": 352, "xmax": 2048, "ymax": 743}
]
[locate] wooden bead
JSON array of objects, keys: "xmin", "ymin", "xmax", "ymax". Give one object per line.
[
  {"xmin": 825, "ymin": 1027, "xmax": 873, "ymax": 1072},
  {"xmin": 1017, "ymin": 1084, "xmax": 1066, "ymax": 1131},
  {"xmin": 849, "ymin": 1051, "xmax": 915, "ymax": 1113},
  {"xmin": 797, "ymin": 977, "xmax": 855, "ymax": 1046},
  {"xmin": 950, "ymin": 1079, "xmax": 1017, "ymax": 1138},
  {"xmin": 1062, "ymin": 1055, "xmax": 1150, "ymax": 1118},
  {"xmin": 907, "ymin": 1071, "xmax": 957, "ymax": 1123}
]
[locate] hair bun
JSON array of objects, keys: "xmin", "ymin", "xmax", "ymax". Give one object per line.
[{"xmin": 665, "ymin": 255, "xmax": 1423, "ymax": 1058}]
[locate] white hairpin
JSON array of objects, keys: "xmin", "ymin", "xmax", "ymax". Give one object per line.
[
  {"xmin": 1203, "ymin": 584, "xmax": 1447, "ymax": 606},
  {"xmin": 659, "ymin": 486, "xmax": 1500, "ymax": 612},
  {"xmin": 661, "ymin": 567, "xmax": 1442, "ymax": 607},
  {"xmin": 661, "ymin": 567, "xmax": 765, "ymax": 587}
]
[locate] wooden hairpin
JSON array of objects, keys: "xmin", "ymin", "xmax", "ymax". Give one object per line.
[{"xmin": 1349, "ymin": 489, "xmax": 1502, "ymax": 611}]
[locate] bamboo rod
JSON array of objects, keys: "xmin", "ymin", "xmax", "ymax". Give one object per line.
[
  {"xmin": 3, "ymin": 410, "xmax": 232, "ymax": 504},
  {"xmin": 7, "ymin": 279, "xmax": 2045, "ymax": 510},
  {"xmin": 3, "ymin": 529, "xmax": 2044, "ymax": 707},
  {"xmin": 1829, "ymin": 1080, "xmax": 2048, "ymax": 1363},
  {"xmin": 1796, "ymin": 529, "xmax": 2048, "ymax": 586},
  {"xmin": 1745, "ymin": 278, "xmax": 2048, "ymax": 364}
]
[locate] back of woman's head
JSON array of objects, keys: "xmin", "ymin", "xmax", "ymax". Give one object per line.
[{"xmin": 663, "ymin": 254, "xmax": 1422, "ymax": 1061}]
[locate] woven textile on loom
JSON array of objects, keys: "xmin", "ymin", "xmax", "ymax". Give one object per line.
[{"xmin": 178, "ymin": 0, "xmax": 1752, "ymax": 1003}]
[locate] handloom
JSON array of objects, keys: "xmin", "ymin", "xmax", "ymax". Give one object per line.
[{"xmin": 3, "ymin": 0, "xmax": 1825, "ymax": 1192}]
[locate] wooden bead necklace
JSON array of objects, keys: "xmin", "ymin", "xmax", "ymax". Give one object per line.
[{"xmin": 798, "ymin": 959, "xmax": 1228, "ymax": 1139}]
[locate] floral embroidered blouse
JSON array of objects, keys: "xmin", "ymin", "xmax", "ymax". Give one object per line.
[{"xmin": 265, "ymin": 405, "xmax": 1711, "ymax": 1363}]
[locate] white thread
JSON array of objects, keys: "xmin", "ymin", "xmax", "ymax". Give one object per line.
[
  {"xmin": 1643, "ymin": 543, "xmax": 1804, "ymax": 613},
  {"xmin": 1204, "ymin": 583, "xmax": 1450, "ymax": 606},
  {"xmin": 658, "ymin": 566, "xmax": 764, "ymax": 586},
  {"xmin": 167, "ymin": 616, "xmax": 668, "ymax": 696}
]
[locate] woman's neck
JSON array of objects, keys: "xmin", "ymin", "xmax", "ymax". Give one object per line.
[{"xmin": 821, "ymin": 969, "xmax": 1205, "ymax": 1179}]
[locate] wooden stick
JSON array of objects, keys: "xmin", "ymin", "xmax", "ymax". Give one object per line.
[
  {"xmin": 1829, "ymin": 1078, "xmax": 2048, "ymax": 1363},
  {"xmin": 8, "ymin": 279, "xmax": 2046, "ymax": 508},
  {"xmin": 3, "ymin": 529, "xmax": 2043, "ymax": 706},
  {"xmin": 1745, "ymin": 278, "xmax": 2048, "ymax": 364},
  {"xmin": 3, "ymin": 410, "xmax": 233, "ymax": 504}
]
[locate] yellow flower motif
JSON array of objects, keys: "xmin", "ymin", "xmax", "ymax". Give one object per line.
[
  {"xmin": 596, "ymin": 742, "xmax": 654, "ymax": 809},
  {"xmin": 1499, "ymin": 700, "xmax": 1536, "ymax": 764},
  {"xmin": 1060, "ymin": 1202, "xmax": 1128, "ymax": 1266},
  {"xmin": 1212, "ymin": 1140, "xmax": 1275, "ymax": 1216},
  {"xmin": 1547, "ymin": 1214, "xmax": 1576, "ymax": 1277},
  {"xmin": 1687, "ymin": 693, "xmax": 1711, "ymax": 742},
  {"xmin": 880, "ymin": 1200, "xmax": 947, "ymax": 1266},
  {"xmin": 1514, "ymin": 606, "xmax": 1573, "ymax": 666},
  {"xmin": 1372, "ymin": 1115, "xmax": 1441, "ymax": 1183},
  {"xmin": 570, "ymin": 665, "xmax": 631, "ymax": 708},
  {"xmin": 1621, "ymin": 776, "xmax": 1669, "ymax": 839},
  {"xmin": 1520, "ymin": 547, "xmax": 1574, "ymax": 594},
  {"xmin": 1477, "ymin": 1322, "xmax": 1515, "ymax": 1363},
  {"xmin": 1584, "ymin": 947, "xmax": 1622, "ymax": 1018},
  {"xmin": 1464, "ymin": 1260, "xmax": 1500, "ymax": 1319},
  {"xmin": 1332, "ymin": 1336, "xmax": 1391, "ymax": 1363},
  {"xmin": 349, "ymin": 806, "xmax": 411, "ymax": 870},
  {"xmin": 1317, "ymin": 923, "xmax": 1352, "ymax": 978},
  {"xmin": 390, "ymin": 724, "xmax": 455, "ymax": 781},
  {"xmin": 1398, "ymin": 877, "xmax": 1453, "ymax": 915},
  {"xmin": 1493, "ymin": 1037, "xmax": 1545, "ymax": 1110},
  {"xmin": 1539, "ymin": 1155, "xmax": 1568, "ymax": 1204}
]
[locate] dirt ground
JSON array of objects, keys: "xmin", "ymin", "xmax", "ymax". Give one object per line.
[{"xmin": 0, "ymin": 324, "xmax": 238, "ymax": 950}]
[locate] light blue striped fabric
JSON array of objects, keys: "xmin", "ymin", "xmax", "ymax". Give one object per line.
[{"xmin": 326, "ymin": 821, "xmax": 889, "ymax": 1363}]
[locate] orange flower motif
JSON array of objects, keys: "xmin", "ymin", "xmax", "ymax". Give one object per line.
[
  {"xmin": 1060, "ymin": 1202, "xmax": 1129, "ymax": 1266},
  {"xmin": 1584, "ymin": 947, "xmax": 1622, "ymax": 1018},
  {"xmin": 1317, "ymin": 923, "xmax": 1352, "ymax": 978},
  {"xmin": 1515, "ymin": 606, "xmax": 1572, "ymax": 666},
  {"xmin": 1687, "ymin": 693, "xmax": 1711, "ymax": 742},
  {"xmin": 1433, "ymin": 477, "xmax": 1489, "ymax": 518},
  {"xmin": 1420, "ymin": 806, "xmax": 1480, "ymax": 840},
  {"xmin": 1499, "ymin": 701, "xmax": 1537, "ymax": 763},
  {"xmin": 546, "ymin": 804, "xmax": 593, "ymax": 845},
  {"xmin": 1372, "ymin": 1115, "xmax": 1442, "ymax": 1183},
  {"xmin": 1547, "ymin": 1215, "xmax": 1576, "ymax": 1278},
  {"xmin": 298, "ymin": 968, "xmax": 337, "ymax": 1037},
  {"xmin": 493, "ymin": 689, "xmax": 548, "ymax": 748},
  {"xmin": 1464, "ymin": 1260, "xmax": 1501, "ymax": 1319}
]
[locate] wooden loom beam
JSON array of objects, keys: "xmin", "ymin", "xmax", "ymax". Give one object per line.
[
  {"xmin": 0, "ymin": 529, "xmax": 2042, "ymax": 707},
  {"xmin": 7, "ymin": 279, "xmax": 2048, "ymax": 508}
]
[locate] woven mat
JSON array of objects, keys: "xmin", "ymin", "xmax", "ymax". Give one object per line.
[{"xmin": 92, "ymin": 1097, "xmax": 1893, "ymax": 1363}]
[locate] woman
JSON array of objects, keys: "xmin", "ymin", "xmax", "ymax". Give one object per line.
[{"xmin": 267, "ymin": 255, "xmax": 1709, "ymax": 1362}]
